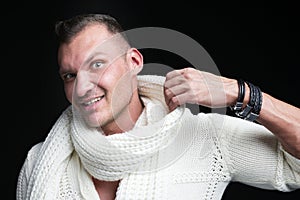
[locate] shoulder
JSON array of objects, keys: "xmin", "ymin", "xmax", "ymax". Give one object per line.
[
  {"xmin": 18, "ymin": 141, "xmax": 44, "ymax": 185},
  {"xmin": 27, "ymin": 142, "xmax": 43, "ymax": 160},
  {"xmin": 25, "ymin": 106, "xmax": 73, "ymax": 166},
  {"xmin": 24, "ymin": 142, "xmax": 43, "ymax": 174}
]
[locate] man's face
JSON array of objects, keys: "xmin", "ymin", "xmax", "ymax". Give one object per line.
[{"xmin": 58, "ymin": 24, "xmax": 142, "ymax": 130}]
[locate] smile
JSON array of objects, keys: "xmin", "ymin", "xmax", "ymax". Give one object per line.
[{"xmin": 83, "ymin": 96, "xmax": 104, "ymax": 106}]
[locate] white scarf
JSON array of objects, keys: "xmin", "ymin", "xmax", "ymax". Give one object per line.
[{"xmin": 25, "ymin": 75, "xmax": 185, "ymax": 199}]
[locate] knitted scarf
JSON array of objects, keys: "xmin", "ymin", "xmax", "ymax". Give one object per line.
[{"xmin": 25, "ymin": 75, "xmax": 185, "ymax": 200}]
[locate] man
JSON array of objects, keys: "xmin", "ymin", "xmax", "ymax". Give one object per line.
[{"xmin": 16, "ymin": 13, "xmax": 300, "ymax": 200}]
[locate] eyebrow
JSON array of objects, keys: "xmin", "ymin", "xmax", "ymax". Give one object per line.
[
  {"xmin": 81, "ymin": 51, "xmax": 106, "ymax": 67},
  {"xmin": 58, "ymin": 51, "xmax": 107, "ymax": 75}
]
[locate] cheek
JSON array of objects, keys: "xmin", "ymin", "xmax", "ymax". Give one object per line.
[
  {"xmin": 99, "ymin": 66, "xmax": 128, "ymax": 89},
  {"xmin": 64, "ymin": 84, "xmax": 74, "ymax": 103}
]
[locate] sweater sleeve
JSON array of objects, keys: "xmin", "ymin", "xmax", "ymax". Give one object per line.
[
  {"xmin": 207, "ymin": 113, "xmax": 300, "ymax": 192},
  {"xmin": 16, "ymin": 142, "xmax": 43, "ymax": 200}
]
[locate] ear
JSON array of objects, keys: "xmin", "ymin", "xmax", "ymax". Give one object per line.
[{"xmin": 126, "ymin": 48, "xmax": 143, "ymax": 74}]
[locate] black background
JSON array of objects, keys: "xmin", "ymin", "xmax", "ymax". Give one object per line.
[{"xmin": 5, "ymin": 0, "xmax": 300, "ymax": 199}]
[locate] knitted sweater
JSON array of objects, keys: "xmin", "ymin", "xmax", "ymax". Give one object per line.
[{"xmin": 16, "ymin": 75, "xmax": 300, "ymax": 200}]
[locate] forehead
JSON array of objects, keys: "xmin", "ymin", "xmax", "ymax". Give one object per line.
[
  {"xmin": 59, "ymin": 24, "xmax": 113, "ymax": 57},
  {"xmin": 71, "ymin": 24, "xmax": 113, "ymax": 47},
  {"xmin": 58, "ymin": 24, "xmax": 126, "ymax": 69}
]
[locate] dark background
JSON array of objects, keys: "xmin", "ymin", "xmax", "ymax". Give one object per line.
[{"xmin": 4, "ymin": 0, "xmax": 300, "ymax": 199}]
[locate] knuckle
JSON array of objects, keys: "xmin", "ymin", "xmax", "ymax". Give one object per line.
[
  {"xmin": 171, "ymin": 96, "xmax": 178, "ymax": 104},
  {"xmin": 165, "ymin": 88, "xmax": 172, "ymax": 96}
]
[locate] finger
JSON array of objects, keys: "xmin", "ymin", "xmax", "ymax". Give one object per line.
[
  {"xmin": 167, "ymin": 94, "xmax": 182, "ymax": 112},
  {"xmin": 164, "ymin": 82, "xmax": 188, "ymax": 106},
  {"xmin": 165, "ymin": 69, "xmax": 185, "ymax": 80},
  {"xmin": 164, "ymin": 83, "xmax": 188, "ymax": 101},
  {"xmin": 164, "ymin": 74, "xmax": 186, "ymax": 89},
  {"xmin": 169, "ymin": 92, "xmax": 196, "ymax": 107},
  {"xmin": 168, "ymin": 99, "xmax": 178, "ymax": 112},
  {"xmin": 167, "ymin": 94, "xmax": 186, "ymax": 112},
  {"xmin": 164, "ymin": 86, "xmax": 174, "ymax": 106}
]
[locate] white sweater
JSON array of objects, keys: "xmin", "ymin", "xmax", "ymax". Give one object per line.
[{"xmin": 17, "ymin": 75, "xmax": 300, "ymax": 200}]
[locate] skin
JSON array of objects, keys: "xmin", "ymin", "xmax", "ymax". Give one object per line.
[
  {"xmin": 57, "ymin": 24, "xmax": 300, "ymax": 199},
  {"xmin": 58, "ymin": 24, "xmax": 144, "ymax": 200},
  {"xmin": 58, "ymin": 24, "xmax": 144, "ymax": 135},
  {"xmin": 164, "ymin": 67, "xmax": 300, "ymax": 159}
]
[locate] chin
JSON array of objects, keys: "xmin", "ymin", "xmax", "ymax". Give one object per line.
[
  {"xmin": 84, "ymin": 119, "xmax": 101, "ymax": 128},
  {"xmin": 85, "ymin": 112, "xmax": 112, "ymax": 129},
  {"xmin": 82, "ymin": 113, "xmax": 102, "ymax": 128}
]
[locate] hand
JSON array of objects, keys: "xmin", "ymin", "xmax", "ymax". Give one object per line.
[{"xmin": 164, "ymin": 67, "xmax": 236, "ymax": 111}]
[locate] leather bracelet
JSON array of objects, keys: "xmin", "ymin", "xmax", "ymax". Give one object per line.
[
  {"xmin": 236, "ymin": 81, "xmax": 256, "ymax": 118},
  {"xmin": 230, "ymin": 79, "xmax": 245, "ymax": 112},
  {"xmin": 252, "ymin": 86, "xmax": 261, "ymax": 114},
  {"xmin": 245, "ymin": 85, "xmax": 262, "ymax": 121},
  {"xmin": 256, "ymin": 86, "xmax": 263, "ymax": 114}
]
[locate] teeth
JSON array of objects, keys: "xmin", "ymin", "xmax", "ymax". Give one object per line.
[{"xmin": 85, "ymin": 97, "xmax": 103, "ymax": 105}]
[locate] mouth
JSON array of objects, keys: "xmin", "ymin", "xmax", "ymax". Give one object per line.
[
  {"xmin": 83, "ymin": 95, "xmax": 104, "ymax": 106},
  {"xmin": 79, "ymin": 95, "xmax": 105, "ymax": 111}
]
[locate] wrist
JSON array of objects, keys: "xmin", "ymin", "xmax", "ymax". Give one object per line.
[
  {"xmin": 224, "ymin": 78, "xmax": 240, "ymax": 107},
  {"xmin": 243, "ymin": 82, "xmax": 250, "ymax": 108},
  {"xmin": 230, "ymin": 79, "xmax": 263, "ymax": 121}
]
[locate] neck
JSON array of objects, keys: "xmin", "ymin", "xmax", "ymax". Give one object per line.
[
  {"xmin": 92, "ymin": 177, "xmax": 120, "ymax": 200},
  {"xmin": 100, "ymin": 91, "xmax": 144, "ymax": 135}
]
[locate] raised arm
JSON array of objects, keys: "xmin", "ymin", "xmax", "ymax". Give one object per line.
[
  {"xmin": 257, "ymin": 92, "xmax": 300, "ymax": 158},
  {"xmin": 163, "ymin": 67, "xmax": 300, "ymax": 159}
]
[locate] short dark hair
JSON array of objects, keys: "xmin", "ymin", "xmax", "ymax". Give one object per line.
[{"xmin": 55, "ymin": 13, "xmax": 125, "ymax": 44}]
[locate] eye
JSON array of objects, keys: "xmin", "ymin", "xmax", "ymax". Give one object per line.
[
  {"xmin": 62, "ymin": 73, "xmax": 76, "ymax": 81},
  {"xmin": 92, "ymin": 61, "xmax": 104, "ymax": 69}
]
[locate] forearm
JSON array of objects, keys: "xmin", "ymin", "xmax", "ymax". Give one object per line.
[
  {"xmin": 226, "ymin": 77, "xmax": 300, "ymax": 159},
  {"xmin": 256, "ymin": 92, "xmax": 300, "ymax": 158}
]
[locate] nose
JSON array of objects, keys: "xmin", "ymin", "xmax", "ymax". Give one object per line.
[{"xmin": 75, "ymin": 70, "xmax": 95, "ymax": 98}]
